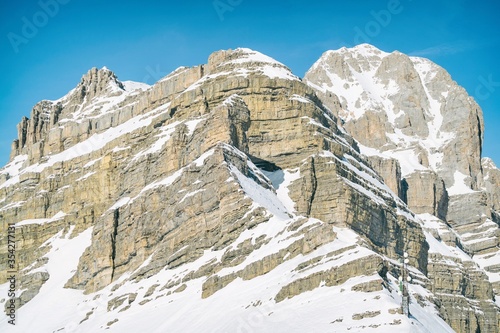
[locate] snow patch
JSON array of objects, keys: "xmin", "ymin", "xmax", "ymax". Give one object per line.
[
  {"xmin": 185, "ymin": 117, "xmax": 207, "ymax": 136},
  {"xmin": 447, "ymin": 171, "xmax": 475, "ymax": 195},
  {"xmin": 76, "ymin": 171, "xmax": 95, "ymax": 182},
  {"xmin": 230, "ymin": 165, "xmax": 289, "ymax": 220},
  {"xmin": 15, "ymin": 211, "xmax": 67, "ymax": 227}
]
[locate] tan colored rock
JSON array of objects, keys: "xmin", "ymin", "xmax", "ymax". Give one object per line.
[
  {"xmin": 1, "ymin": 47, "xmax": 499, "ymax": 332},
  {"xmin": 404, "ymin": 170, "xmax": 448, "ymax": 220}
]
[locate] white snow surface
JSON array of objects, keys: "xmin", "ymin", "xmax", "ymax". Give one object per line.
[
  {"xmin": 0, "ymin": 155, "xmax": 27, "ymax": 178},
  {"xmin": 231, "ymin": 48, "xmax": 287, "ymax": 66},
  {"xmin": 185, "ymin": 116, "xmax": 207, "ymax": 136},
  {"xmin": 0, "ymin": 227, "xmax": 93, "ymax": 332},
  {"xmin": 122, "ymin": 80, "xmax": 150, "ymax": 92},
  {"xmin": 230, "ymin": 165, "xmax": 289, "ymax": 219},
  {"xmin": 15, "ymin": 211, "xmax": 67, "ymax": 227},
  {"xmin": 132, "ymin": 120, "xmax": 181, "ymax": 161},
  {"xmin": 447, "ymin": 170, "xmax": 476, "ymax": 195},
  {"xmin": 289, "ymin": 94, "xmax": 312, "ymax": 104},
  {"xmin": 263, "ymin": 168, "xmax": 301, "ymax": 213},
  {"xmin": 0, "ymin": 220, "xmax": 455, "ymax": 333}
]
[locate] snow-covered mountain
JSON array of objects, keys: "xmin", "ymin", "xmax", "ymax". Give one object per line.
[
  {"xmin": 305, "ymin": 44, "xmax": 483, "ymax": 186},
  {"xmin": 305, "ymin": 44, "xmax": 500, "ymax": 301},
  {"xmin": 0, "ymin": 46, "xmax": 499, "ymax": 332}
]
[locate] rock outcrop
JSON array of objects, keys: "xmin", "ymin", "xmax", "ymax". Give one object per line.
[
  {"xmin": 305, "ymin": 43, "xmax": 500, "ymax": 332},
  {"xmin": 0, "ymin": 46, "xmax": 498, "ymax": 332}
]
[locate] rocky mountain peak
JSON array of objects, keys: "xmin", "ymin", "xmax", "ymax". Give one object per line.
[
  {"xmin": 340, "ymin": 43, "xmax": 389, "ymax": 57},
  {"xmin": 313, "ymin": 44, "xmax": 389, "ymax": 74},
  {"xmin": 205, "ymin": 47, "xmax": 299, "ymax": 81},
  {"xmin": 305, "ymin": 44, "xmax": 500, "ymax": 318},
  {"xmin": 1, "ymin": 46, "xmax": 499, "ymax": 333},
  {"xmin": 76, "ymin": 66, "xmax": 125, "ymax": 100},
  {"xmin": 305, "ymin": 44, "xmax": 484, "ymax": 191}
]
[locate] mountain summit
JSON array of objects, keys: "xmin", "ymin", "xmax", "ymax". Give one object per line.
[{"xmin": 0, "ymin": 46, "xmax": 499, "ymax": 332}]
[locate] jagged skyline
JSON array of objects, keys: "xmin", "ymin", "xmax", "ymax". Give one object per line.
[
  {"xmin": 0, "ymin": 0, "xmax": 499, "ymax": 166},
  {"xmin": 1, "ymin": 46, "xmax": 498, "ymax": 332}
]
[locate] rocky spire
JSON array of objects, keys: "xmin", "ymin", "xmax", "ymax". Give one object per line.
[{"xmin": 75, "ymin": 67, "xmax": 125, "ymax": 102}]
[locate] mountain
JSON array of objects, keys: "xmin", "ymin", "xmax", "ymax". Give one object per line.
[
  {"xmin": 304, "ymin": 43, "xmax": 500, "ymax": 290},
  {"xmin": 0, "ymin": 46, "xmax": 499, "ymax": 332}
]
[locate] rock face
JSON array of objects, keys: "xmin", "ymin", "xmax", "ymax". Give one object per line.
[
  {"xmin": 0, "ymin": 46, "xmax": 498, "ymax": 332},
  {"xmin": 304, "ymin": 44, "xmax": 484, "ymax": 190},
  {"xmin": 305, "ymin": 43, "xmax": 500, "ymax": 332},
  {"xmin": 404, "ymin": 171, "xmax": 448, "ymax": 220}
]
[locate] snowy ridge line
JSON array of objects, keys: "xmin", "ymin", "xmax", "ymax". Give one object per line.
[
  {"xmin": 184, "ymin": 70, "xmax": 232, "ymax": 92},
  {"xmin": 0, "ymin": 103, "xmax": 172, "ymax": 190},
  {"xmin": 61, "ymin": 79, "xmax": 143, "ymax": 122},
  {"xmin": 342, "ymin": 177, "xmax": 388, "ymax": 207},
  {"xmin": 49, "ymin": 70, "xmax": 150, "ymax": 122},
  {"xmin": 290, "ymin": 94, "xmax": 312, "ymax": 104},
  {"xmin": 131, "ymin": 120, "xmax": 182, "ymax": 162},
  {"xmin": 185, "ymin": 48, "xmax": 300, "ymax": 92},
  {"xmin": 358, "ymin": 142, "xmax": 429, "ymax": 177},
  {"xmin": 226, "ymin": 48, "xmax": 300, "ymax": 81},
  {"xmin": 158, "ymin": 66, "xmax": 189, "ymax": 83},
  {"xmin": 179, "ymin": 189, "xmax": 205, "ymax": 204},
  {"xmin": 0, "ymin": 154, "xmax": 27, "ymax": 177},
  {"xmin": 302, "ymin": 116, "xmax": 329, "ymax": 131},
  {"xmin": 222, "ymin": 93, "xmax": 242, "ymax": 106},
  {"xmin": 75, "ymin": 171, "xmax": 95, "ymax": 182},
  {"xmin": 230, "ymin": 48, "xmax": 288, "ymax": 67},
  {"xmin": 0, "ymin": 200, "xmax": 26, "ymax": 212},
  {"xmin": 213, "ymin": 224, "xmax": 379, "ymax": 297}
]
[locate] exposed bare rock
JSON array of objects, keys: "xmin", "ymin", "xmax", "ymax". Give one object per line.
[{"xmin": 0, "ymin": 46, "xmax": 498, "ymax": 333}]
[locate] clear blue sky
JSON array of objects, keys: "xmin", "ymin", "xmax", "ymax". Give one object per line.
[{"xmin": 1, "ymin": 0, "xmax": 499, "ymax": 167}]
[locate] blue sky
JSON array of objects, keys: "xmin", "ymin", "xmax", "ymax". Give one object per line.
[{"xmin": 0, "ymin": 0, "xmax": 498, "ymax": 167}]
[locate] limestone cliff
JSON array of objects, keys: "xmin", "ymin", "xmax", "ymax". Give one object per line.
[
  {"xmin": 305, "ymin": 43, "xmax": 500, "ymax": 332},
  {"xmin": 0, "ymin": 47, "xmax": 498, "ymax": 332}
]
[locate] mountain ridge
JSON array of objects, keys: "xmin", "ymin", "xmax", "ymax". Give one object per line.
[{"xmin": 0, "ymin": 45, "xmax": 499, "ymax": 332}]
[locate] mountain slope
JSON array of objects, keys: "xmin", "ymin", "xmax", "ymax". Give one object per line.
[
  {"xmin": 0, "ymin": 47, "xmax": 498, "ymax": 332},
  {"xmin": 305, "ymin": 44, "xmax": 500, "ymax": 329}
]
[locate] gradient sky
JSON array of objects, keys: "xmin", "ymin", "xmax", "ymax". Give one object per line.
[{"xmin": 0, "ymin": 0, "xmax": 498, "ymax": 167}]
